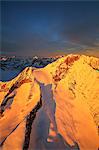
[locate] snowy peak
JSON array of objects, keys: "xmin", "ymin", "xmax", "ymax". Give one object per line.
[{"xmin": 0, "ymin": 54, "xmax": 99, "ymax": 150}]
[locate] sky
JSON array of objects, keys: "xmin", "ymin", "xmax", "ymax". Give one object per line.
[{"xmin": 1, "ymin": 1, "xmax": 99, "ymax": 57}]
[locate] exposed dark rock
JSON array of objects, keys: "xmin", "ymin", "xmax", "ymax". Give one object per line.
[{"xmin": 23, "ymin": 96, "xmax": 42, "ymax": 150}]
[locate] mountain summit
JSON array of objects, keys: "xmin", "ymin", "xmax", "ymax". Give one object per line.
[{"xmin": 0, "ymin": 54, "xmax": 99, "ymax": 150}]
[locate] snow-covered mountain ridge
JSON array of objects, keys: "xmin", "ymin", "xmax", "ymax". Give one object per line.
[{"xmin": 0, "ymin": 54, "xmax": 99, "ymax": 150}]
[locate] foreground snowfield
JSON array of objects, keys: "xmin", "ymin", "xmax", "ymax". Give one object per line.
[{"xmin": 0, "ymin": 54, "xmax": 99, "ymax": 150}]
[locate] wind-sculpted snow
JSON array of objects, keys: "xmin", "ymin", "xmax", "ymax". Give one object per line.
[{"xmin": 0, "ymin": 54, "xmax": 99, "ymax": 150}]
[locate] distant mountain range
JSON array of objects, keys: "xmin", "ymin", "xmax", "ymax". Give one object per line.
[{"xmin": 0, "ymin": 56, "xmax": 57, "ymax": 81}]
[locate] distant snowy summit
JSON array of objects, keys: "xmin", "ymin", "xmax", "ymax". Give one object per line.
[
  {"xmin": 0, "ymin": 56, "xmax": 57, "ymax": 81},
  {"xmin": 0, "ymin": 55, "xmax": 57, "ymax": 70}
]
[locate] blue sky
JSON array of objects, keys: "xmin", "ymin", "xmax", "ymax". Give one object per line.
[{"xmin": 1, "ymin": 1, "xmax": 99, "ymax": 56}]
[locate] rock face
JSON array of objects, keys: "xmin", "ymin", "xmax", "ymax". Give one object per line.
[{"xmin": 0, "ymin": 54, "xmax": 99, "ymax": 150}]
